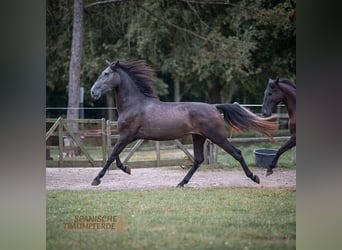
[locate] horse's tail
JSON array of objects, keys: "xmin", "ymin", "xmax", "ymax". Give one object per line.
[{"xmin": 216, "ymin": 103, "xmax": 279, "ymax": 142}]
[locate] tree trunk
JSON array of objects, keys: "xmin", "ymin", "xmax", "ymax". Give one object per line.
[
  {"xmin": 67, "ymin": 0, "xmax": 83, "ymax": 133},
  {"xmin": 174, "ymin": 78, "xmax": 180, "ymax": 102},
  {"xmin": 226, "ymin": 81, "xmax": 237, "ymax": 103},
  {"xmin": 105, "ymin": 92, "xmax": 116, "ymax": 120},
  {"xmin": 206, "ymin": 81, "xmax": 223, "ymax": 104}
]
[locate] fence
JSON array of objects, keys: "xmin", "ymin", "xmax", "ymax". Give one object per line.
[
  {"xmin": 46, "ymin": 117, "xmax": 198, "ymax": 168},
  {"xmin": 46, "ymin": 118, "xmax": 107, "ymax": 167},
  {"xmin": 46, "ymin": 121, "xmax": 293, "ymax": 169}
]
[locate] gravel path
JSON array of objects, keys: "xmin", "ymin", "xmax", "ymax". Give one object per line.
[{"xmin": 46, "ymin": 167, "xmax": 296, "ymax": 190}]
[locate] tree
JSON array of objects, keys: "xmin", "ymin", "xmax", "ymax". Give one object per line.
[
  {"xmin": 67, "ymin": 0, "xmax": 84, "ymax": 131},
  {"xmin": 47, "ymin": 0, "xmax": 296, "ymax": 118}
]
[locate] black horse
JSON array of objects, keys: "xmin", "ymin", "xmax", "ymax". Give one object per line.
[
  {"xmin": 262, "ymin": 78, "xmax": 296, "ymax": 176},
  {"xmin": 90, "ymin": 60, "xmax": 278, "ymax": 187}
]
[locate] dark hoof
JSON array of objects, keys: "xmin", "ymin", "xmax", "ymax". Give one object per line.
[
  {"xmin": 91, "ymin": 178, "xmax": 101, "ymax": 186},
  {"xmin": 266, "ymin": 169, "xmax": 273, "ymax": 176},
  {"xmin": 125, "ymin": 167, "xmax": 131, "ymax": 175},
  {"xmin": 119, "ymin": 165, "xmax": 131, "ymax": 175},
  {"xmin": 177, "ymin": 183, "xmax": 185, "ymax": 188},
  {"xmin": 253, "ymin": 175, "xmax": 260, "ymax": 184}
]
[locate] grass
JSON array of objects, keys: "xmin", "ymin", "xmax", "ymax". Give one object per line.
[{"xmin": 47, "ymin": 187, "xmax": 296, "ymax": 250}]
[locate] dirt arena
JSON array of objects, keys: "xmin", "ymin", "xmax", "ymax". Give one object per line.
[{"xmin": 46, "ymin": 167, "xmax": 296, "ymax": 190}]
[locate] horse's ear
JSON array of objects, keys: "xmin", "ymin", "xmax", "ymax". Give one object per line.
[
  {"xmin": 274, "ymin": 78, "xmax": 280, "ymax": 86},
  {"xmin": 109, "ymin": 61, "xmax": 119, "ymax": 70},
  {"xmin": 110, "ymin": 61, "xmax": 119, "ymax": 70}
]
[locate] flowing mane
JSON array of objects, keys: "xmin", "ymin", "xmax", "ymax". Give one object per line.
[
  {"xmin": 118, "ymin": 60, "xmax": 157, "ymax": 98},
  {"xmin": 279, "ymin": 79, "xmax": 296, "ymax": 89}
]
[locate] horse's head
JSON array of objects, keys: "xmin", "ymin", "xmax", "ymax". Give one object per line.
[
  {"xmin": 90, "ymin": 61, "xmax": 121, "ymax": 100},
  {"xmin": 261, "ymin": 78, "xmax": 284, "ymax": 117}
]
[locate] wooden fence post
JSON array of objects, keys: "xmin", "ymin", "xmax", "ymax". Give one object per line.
[
  {"xmin": 58, "ymin": 118, "xmax": 64, "ymax": 167},
  {"xmin": 106, "ymin": 120, "xmax": 111, "ymax": 159},
  {"xmin": 291, "ymin": 146, "xmax": 296, "ymax": 162},
  {"xmin": 156, "ymin": 141, "xmax": 160, "ymax": 168},
  {"xmin": 204, "ymin": 140, "xmax": 215, "ymax": 165},
  {"xmin": 101, "ymin": 118, "xmax": 106, "ymax": 165}
]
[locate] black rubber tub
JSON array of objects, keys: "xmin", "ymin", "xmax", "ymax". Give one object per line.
[{"xmin": 253, "ymin": 148, "xmax": 277, "ymax": 168}]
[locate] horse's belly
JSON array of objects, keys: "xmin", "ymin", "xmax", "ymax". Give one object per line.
[
  {"xmin": 138, "ymin": 119, "xmax": 195, "ymax": 140},
  {"xmin": 133, "ymin": 101, "xmax": 216, "ymax": 140}
]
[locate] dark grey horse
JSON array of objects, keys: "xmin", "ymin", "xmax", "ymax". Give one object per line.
[
  {"xmin": 262, "ymin": 78, "xmax": 296, "ymax": 176},
  {"xmin": 90, "ymin": 60, "xmax": 278, "ymax": 187}
]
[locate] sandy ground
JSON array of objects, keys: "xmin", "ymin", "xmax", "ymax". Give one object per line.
[{"xmin": 46, "ymin": 167, "xmax": 296, "ymax": 190}]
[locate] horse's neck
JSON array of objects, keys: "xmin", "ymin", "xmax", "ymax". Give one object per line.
[
  {"xmin": 282, "ymin": 86, "xmax": 296, "ymax": 118},
  {"xmin": 115, "ymin": 71, "xmax": 148, "ymax": 113}
]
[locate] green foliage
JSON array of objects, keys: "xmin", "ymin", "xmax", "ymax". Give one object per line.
[
  {"xmin": 47, "ymin": 187, "xmax": 295, "ymax": 249},
  {"xmin": 47, "ymin": 0, "xmax": 296, "ymax": 110},
  {"xmin": 46, "ymin": 1, "xmax": 73, "ymax": 107}
]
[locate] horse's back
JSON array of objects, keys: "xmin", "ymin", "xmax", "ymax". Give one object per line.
[{"xmin": 148, "ymin": 101, "xmax": 221, "ymax": 124}]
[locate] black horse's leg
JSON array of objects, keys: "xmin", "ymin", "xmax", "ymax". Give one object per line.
[
  {"xmin": 115, "ymin": 156, "xmax": 131, "ymax": 175},
  {"xmin": 177, "ymin": 135, "xmax": 206, "ymax": 187},
  {"xmin": 91, "ymin": 138, "xmax": 131, "ymax": 186},
  {"xmin": 266, "ymin": 135, "xmax": 296, "ymax": 176},
  {"xmin": 216, "ymin": 139, "xmax": 260, "ymax": 184}
]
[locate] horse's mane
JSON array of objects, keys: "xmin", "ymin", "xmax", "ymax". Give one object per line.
[
  {"xmin": 279, "ymin": 79, "xmax": 296, "ymax": 89},
  {"xmin": 118, "ymin": 60, "xmax": 157, "ymax": 98}
]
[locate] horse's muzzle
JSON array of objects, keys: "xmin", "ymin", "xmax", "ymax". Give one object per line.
[
  {"xmin": 261, "ymin": 108, "xmax": 272, "ymax": 117},
  {"xmin": 91, "ymin": 89, "xmax": 101, "ymax": 100},
  {"xmin": 262, "ymin": 112, "xmax": 271, "ymax": 117}
]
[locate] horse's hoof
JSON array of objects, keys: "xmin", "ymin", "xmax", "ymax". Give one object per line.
[
  {"xmin": 266, "ymin": 169, "xmax": 273, "ymax": 176},
  {"xmin": 125, "ymin": 166, "xmax": 131, "ymax": 175},
  {"xmin": 177, "ymin": 183, "xmax": 185, "ymax": 188},
  {"xmin": 119, "ymin": 165, "xmax": 131, "ymax": 175},
  {"xmin": 254, "ymin": 175, "xmax": 260, "ymax": 184},
  {"xmin": 91, "ymin": 179, "xmax": 101, "ymax": 186}
]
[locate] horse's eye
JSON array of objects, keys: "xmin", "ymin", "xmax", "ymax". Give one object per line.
[{"xmin": 268, "ymin": 92, "xmax": 272, "ymax": 96}]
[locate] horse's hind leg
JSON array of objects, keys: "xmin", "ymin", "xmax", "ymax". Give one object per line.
[
  {"xmin": 177, "ymin": 135, "xmax": 206, "ymax": 187},
  {"xmin": 266, "ymin": 135, "xmax": 296, "ymax": 176},
  {"xmin": 214, "ymin": 138, "xmax": 260, "ymax": 184}
]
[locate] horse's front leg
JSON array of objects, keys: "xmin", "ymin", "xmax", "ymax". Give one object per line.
[
  {"xmin": 91, "ymin": 138, "xmax": 131, "ymax": 186},
  {"xmin": 266, "ymin": 135, "xmax": 296, "ymax": 176},
  {"xmin": 115, "ymin": 156, "xmax": 131, "ymax": 175}
]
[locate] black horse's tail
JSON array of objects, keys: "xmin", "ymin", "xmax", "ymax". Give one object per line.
[{"xmin": 216, "ymin": 103, "xmax": 279, "ymax": 141}]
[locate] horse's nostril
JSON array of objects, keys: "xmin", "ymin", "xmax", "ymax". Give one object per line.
[{"xmin": 91, "ymin": 89, "xmax": 101, "ymax": 100}]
